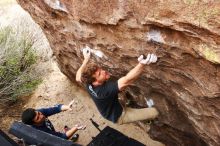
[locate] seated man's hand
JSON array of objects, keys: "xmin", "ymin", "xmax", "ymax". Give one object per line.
[
  {"xmin": 75, "ymin": 124, "xmax": 86, "ymax": 130},
  {"xmin": 138, "ymin": 54, "xmax": 157, "ymax": 65},
  {"xmin": 67, "ymin": 100, "xmax": 75, "ymax": 110},
  {"xmin": 82, "ymin": 46, "xmax": 91, "ymax": 60}
]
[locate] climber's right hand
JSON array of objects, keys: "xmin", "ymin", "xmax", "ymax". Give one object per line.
[
  {"xmin": 138, "ymin": 54, "xmax": 157, "ymax": 65},
  {"xmin": 82, "ymin": 46, "xmax": 91, "ymax": 60}
]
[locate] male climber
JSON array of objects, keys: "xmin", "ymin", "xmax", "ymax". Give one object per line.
[{"xmin": 76, "ymin": 47, "xmax": 159, "ymax": 124}]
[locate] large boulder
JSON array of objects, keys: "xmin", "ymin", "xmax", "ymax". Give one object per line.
[{"xmin": 16, "ymin": 0, "xmax": 220, "ymax": 146}]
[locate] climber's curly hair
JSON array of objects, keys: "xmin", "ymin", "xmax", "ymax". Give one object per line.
[{"xmin": 82, "ymin": 63, "xmax": 99, "ymax": 84}]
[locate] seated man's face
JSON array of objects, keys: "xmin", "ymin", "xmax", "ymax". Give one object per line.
[
  {"xmin": 33, "ymin": 111, "xmax": 45, "ymax": 124},
  {"xmin": 93, "ymin": 68, "xmax": 110, "ymax": 83}
]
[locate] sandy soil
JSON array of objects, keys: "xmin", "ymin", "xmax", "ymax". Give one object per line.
[{"xmin": 22, "ymin": 60, "xmax": 163, "ymax": 146}]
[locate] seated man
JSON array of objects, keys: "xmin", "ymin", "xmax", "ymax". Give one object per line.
[
  {"xmin": 21, "ymin": 100, "xmax": 85, "ymax": 141},
  {"xmin": 76, "ymin": 47, "xmax": 159, "ymax": 124}
]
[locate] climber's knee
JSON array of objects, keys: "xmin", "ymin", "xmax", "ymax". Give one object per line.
[{"xmin": 149, "ymin": 107, "xmax": 159, "ymax": 119}]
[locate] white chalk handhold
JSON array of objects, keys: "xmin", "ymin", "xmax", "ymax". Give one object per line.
[
  {"xmin": 91, "ymin": 49, "xmax": 104, "ymax": 58},
  {"xmin": 145, "ymin": 98, "xmax": 154, "ymax": 108},
  {"xmin": 147, "ymin": 30, "xmax": 164, "ymax": 43},
  {"xmin": 81, "ymin": 46, "xmax": 109, "ymax": 61},
  {"xmin": 151, "ymin": 54, "xmax": 157, "ymax": 63},
  {"xmin": 44, "ymin": 0, "xmax": 68, "ymax": 13}
]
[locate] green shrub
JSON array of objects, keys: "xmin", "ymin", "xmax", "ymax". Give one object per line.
[{"xmin": 0, "ymin": 26, "xmax": 41, "ymax": 103}]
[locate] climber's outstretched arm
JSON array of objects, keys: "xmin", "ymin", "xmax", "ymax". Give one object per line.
[
  {"xmin": 118, "ymin": 54, "xmax": 157, "ymax": 91},
  {"xmin": 76, "ymin": 47, "xmax": 91, "ymax": 82}
]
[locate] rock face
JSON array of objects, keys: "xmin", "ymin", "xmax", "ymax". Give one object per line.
[{"xmin": 16, "ymin": 0, "xmax": 220, "ymax": 146}]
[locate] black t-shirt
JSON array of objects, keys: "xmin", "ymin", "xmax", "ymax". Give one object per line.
[{"xmin": 86, "ymin": 80, "xmax": 123, "ymax": 123}]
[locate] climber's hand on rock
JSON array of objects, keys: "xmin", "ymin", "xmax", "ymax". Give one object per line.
[
  {"xmin": 138, "ymin": 54, "xmax": 157, "ymax": 65},
  {"xmin": 82, "ymin": 46, "xmax": 91, "ymax": 60}
]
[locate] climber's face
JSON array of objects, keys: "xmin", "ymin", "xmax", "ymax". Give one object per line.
[{"xmin": 93, "ymin": 68, "xmax": 110, "ymax": 84}]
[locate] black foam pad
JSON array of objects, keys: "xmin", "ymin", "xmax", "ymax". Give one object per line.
[
  {"xmin": 87, "ymin": 126, "xmax": 146, "ymax": 146},
  {"xmin": 9, "ymin": 121, "xmax": 81, "ymax": 146},
  {"xmin": 0, "ymin": 129, "xmax": 19, "ymax": 146}
]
